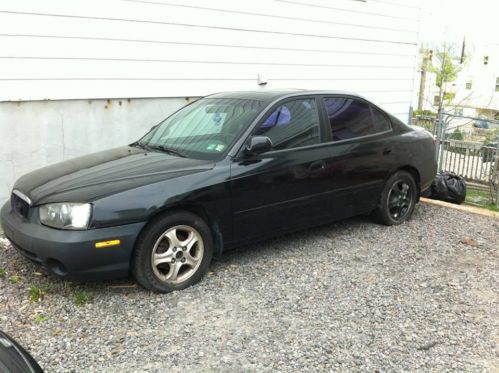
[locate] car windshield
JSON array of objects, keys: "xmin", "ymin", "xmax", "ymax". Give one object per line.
[{"xmin": 137, "ymin": 97, "xmax": 264, "ymax": 160}]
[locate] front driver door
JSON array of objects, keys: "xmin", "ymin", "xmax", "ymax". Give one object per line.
[{"xmin": 229, "ymin": 96, "xmax": 334, "ymax": 244}]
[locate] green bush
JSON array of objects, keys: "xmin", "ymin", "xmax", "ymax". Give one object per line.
[
  {"xmin": 482, "ymin": 128, "xmax": 499, "ymax": 145},
  {"xmin": 446, "ymin": 128, "xmax": 464, "ymax": 140},
  {"xmin": 413, "ymin": 109, "xmax": 437, "ymax": 117}
]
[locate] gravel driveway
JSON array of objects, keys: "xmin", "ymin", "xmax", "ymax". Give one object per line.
[{"xmin": 0, "ymin": 204, "xmax": 497, "ymax": 372}]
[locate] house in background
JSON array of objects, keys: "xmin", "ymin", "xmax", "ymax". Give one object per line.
[
  {"xmin": 415, "ymin": 41, "xmax": 499, "ymax": 138},
  {"xmin": 0, "ymin": 0, "xmax": 422, "ymax": 205},
  {"xmin": 452, "ymin": 43, "xmax": 499, "ymax": 119}
]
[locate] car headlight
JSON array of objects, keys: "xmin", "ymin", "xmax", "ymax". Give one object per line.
[{"xmin": 39, "ymin": 203, "xmax": 92, "ymax": 230}]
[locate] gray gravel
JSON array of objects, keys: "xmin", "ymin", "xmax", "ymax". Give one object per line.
[{"xmin": 0, "ymin": 203, "xmax": 498, "ymax": 372}]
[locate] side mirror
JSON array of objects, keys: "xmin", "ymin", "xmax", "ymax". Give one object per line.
[{"xmin": 244, "ymin": 136, "xmax": 273, "ymax": 156}]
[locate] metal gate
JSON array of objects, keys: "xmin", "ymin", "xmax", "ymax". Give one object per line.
[
  {"xmin": 413, "ymin": 113, "xmax": 499, "ymax": 184},
  {"xmin": 413, "ymin": 112, "xmax": 499, "ymax": 207}
]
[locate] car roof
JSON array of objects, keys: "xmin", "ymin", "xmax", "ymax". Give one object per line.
[{"xmin": 207, "ymin": 89, "xmax": 366, "ymax": 103}]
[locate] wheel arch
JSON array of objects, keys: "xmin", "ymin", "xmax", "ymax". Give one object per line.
[{"xmin": 134, "ymin": 203, "xmax": 224, "ymax": 259}]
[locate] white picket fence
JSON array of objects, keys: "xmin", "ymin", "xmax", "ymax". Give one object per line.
[{"xmin": 438, "ymin": 141, "xmax": 497, "ymax": 184}]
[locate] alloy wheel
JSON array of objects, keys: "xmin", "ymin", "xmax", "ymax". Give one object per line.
[
  {"xmin": 387, "ymin": 180, "xmax": 413, "ymax": 221},
  {"xmin": 151, "ymin": 225, "xmax": 204, "ymax": 284}
]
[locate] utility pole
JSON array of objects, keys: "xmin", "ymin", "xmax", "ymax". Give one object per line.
[
  {"xmin": 417, "ymin": 49, "xmax": 432, "ymax": 111},
  {"xmin": 460, "ymin": 37, "xmax": 466, "ymax": 64}
]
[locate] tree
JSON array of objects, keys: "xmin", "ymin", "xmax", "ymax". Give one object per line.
[
  {"xmin": 431, "ymin": 43, "xmax": 461, "ymax": 115},
  {"xmin": 447, "ymin": 128, "xmax": 464, "ymax": 140}
]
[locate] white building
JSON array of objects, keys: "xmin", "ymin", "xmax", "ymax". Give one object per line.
[
  {"xmin": 452, "ymin": 43, "xmax": 499, "ymax": 118},
  {"xmin": 0, "ymin": 0, "xmax": 422, "ymax": 205},
  {"xmin": 416, "ymin": 41, "xmax": 499, "ymax": 132}
]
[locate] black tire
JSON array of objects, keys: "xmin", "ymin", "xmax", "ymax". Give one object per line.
[
  {"xmin": 132, "ymin": 211, "xmax": 213, "ymax": 293},
  {"xmin": 372, "ymin": 171, "xmax": 417, "ymax": 226}
]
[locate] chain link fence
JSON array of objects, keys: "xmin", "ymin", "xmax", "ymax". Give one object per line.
[{"xmin": 412, "ymin": 113, "xmax": 499, "ymax": 208}]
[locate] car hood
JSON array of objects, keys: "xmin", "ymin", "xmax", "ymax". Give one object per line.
[{"xmin": 13, "ymin": 146, "xmax": 215, "ymax": 205}]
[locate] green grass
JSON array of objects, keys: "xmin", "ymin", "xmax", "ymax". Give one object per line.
[
  {"xmin": 8, "ymin": 275, "xmax": 21, "ymax": 284},
  {"xmin": 466, "ymin": 189, "xmax": 499, "ymax": 212},
  {"xmin": 33, "ymin": 314, "xmax": 49, "ymax": 324},
  {"xmin": 73, "ymin": 290, "xmax": 94, "ymax": 306},
  {"xmin": 0, "ymin": 268, "xmax": 5, "ymax": 278},
  {"xmin": 29, "ymin": 283, "xmax": 50, "ymax": 302}
]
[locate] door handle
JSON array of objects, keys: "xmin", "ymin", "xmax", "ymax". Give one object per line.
[
  {"xmin": 309, "ymin": 160, "xmax": 326, "ymax": 171},
  {"xmin": 382, "ymin": 148, "xmax": 392, "ymax": 155}
]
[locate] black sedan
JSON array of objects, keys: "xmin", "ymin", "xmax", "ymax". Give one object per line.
[{"xmin": 1, "ymin": 90, "xmax": 437, "ymax": 293}]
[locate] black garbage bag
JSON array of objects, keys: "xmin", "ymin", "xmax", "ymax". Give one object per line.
[{"xmin": 421, "ymin": 172, "xmax": 466, "ymax": 204}]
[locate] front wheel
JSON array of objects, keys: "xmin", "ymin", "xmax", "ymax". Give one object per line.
[
  {"xmin": 372, "ymin": 171, "xmax": 417, "ymax": 225},
  {"xmin": 132, "ymin": 211, "xmax": 213, "ymax": 293}
]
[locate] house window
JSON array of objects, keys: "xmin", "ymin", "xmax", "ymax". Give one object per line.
[
  {"xmin": 466, "ymin": 81, "xmax": 472, "ymax": 90},
  {"xmin": 496, "ymin": 77, "xmax": 499, "ymax": 92},
  {"xmin": 433, "ymin": 95, "xmax": 440, "ymax": 106},
  {"xmin": 484, "ymin": 56, "xmax": 489, "ymax": 65}
]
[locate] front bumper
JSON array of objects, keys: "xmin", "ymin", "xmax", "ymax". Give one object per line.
[{"xmin": 0, "ymin": 202, "xmax": 145, "ymax": 280}]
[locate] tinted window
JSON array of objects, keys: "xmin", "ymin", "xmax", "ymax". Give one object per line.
[
  {"xmin": 256, "ymin": 98, "xmax": 320, "ymax": 150},
  {"xmin": 140, "ymin": 98, "xmax": 263, "ymax": 160},
  {"xmin": 323, "ymin": 97, "xmax": 372, "ymax": 141},
  {"xmin": 371, "ymin": 106, "xmax": 391, "ymax": 133}
]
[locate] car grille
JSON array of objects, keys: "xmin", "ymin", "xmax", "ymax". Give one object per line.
[{"xmin": 11, "ymin": 192, "xmax": 30, "ymax": 218}]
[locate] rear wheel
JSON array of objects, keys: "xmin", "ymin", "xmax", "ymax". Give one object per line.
[
  {"xmin": 372, "ymin": 171, "xmax": 417, "ymax": 225},
  {"xmin": 132, "ymin": 211, "xmax": 213, "ymax": 293}
]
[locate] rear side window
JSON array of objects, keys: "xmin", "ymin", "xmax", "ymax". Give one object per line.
[
  {"xmin": 323, "ymin": 97, "xmax": 390, "ymax": 141},
  {"xmin": 371, "ymin": 106, "xmax": 391, "ymax": 133},
  {"xmin": 256, "ymin": 98, "xmax": 320, "ymax": 150}
]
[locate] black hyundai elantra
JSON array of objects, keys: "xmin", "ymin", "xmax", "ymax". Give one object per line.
[{"xmin": 1, "ymin": 90, "xmax": 437, "ymax": 293}]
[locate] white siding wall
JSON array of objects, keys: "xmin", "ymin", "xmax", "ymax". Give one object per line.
[
  {"xmin": 0, "ymin": 0, "xmax": 420, "ymax": 116},
  {"xmin": 0, "ymin": 0, "xmax": 421, "ymax": 206},
  {"xmin": 0, "ymin": 97, "xmax": 189, "ymax": 205}
]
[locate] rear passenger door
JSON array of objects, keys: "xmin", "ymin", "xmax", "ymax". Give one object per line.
[{"xmin": 320, "ymin": 96, "xmax": 394, "ymax": 217}]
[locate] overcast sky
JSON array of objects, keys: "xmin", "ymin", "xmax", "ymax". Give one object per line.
[{"xmin": 419, "ymin": 0, "xmax": 498, "ymax": 45}]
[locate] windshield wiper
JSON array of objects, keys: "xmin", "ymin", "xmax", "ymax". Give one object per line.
[
  {"xmin": 130, "ymin": 141, "xmax": 187, "ymax": 158},
  {"xmin": 130, "ymin": 141, "xmax": 151, "ymax": 150},
  {"xmin": 147, "ymin": 144, "xmax": 188, "ymax": 158}
]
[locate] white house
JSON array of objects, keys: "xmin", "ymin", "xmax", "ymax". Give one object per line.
[
  {"xmin": 416, "ymin": 41, "xmax": 499, "ymax": 135},
  {"xmin": 0, "ymin": 0, "xmax": 422, "ymax": 205},
  {"xmin": 452, "ymin": 43, "xmax": 499, "ymax": 118}
]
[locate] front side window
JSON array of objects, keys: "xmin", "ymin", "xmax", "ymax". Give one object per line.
[
  {"xmin": 255, "ymin": 98, "xmax": 320, "ymax": 150},
  {"xmin": 139, "ymin": 98, "xmax": 263, "ymax": 160}
]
